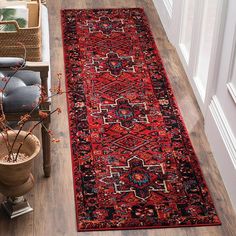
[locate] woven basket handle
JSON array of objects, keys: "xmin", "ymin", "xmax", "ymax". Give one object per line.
[{"xmin": 0, "ymin": 21, "xmax": 20, "ymax": 32}]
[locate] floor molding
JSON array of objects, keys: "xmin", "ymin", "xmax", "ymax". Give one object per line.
[
  {"xmin": 209, "ymin": 96, "xmax": 236, "ymax": 168},
  {"xmin": 152, "ymin": 0, "xmax": 173, "ymax": 43},
  {"xmin": 206, "ymin": 95, "xmax": 236, "ymax": 210}
]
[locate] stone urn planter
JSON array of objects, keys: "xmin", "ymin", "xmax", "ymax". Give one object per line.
[{"xmin": 0, "ymin": 130, "xmax": 40, "ymax": 218}]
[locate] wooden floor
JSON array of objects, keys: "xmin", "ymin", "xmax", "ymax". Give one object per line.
[{"xmin": 1, "ymin": 0, "xmax": 236, "ymax": 235}]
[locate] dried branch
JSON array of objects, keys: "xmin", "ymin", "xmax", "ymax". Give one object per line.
[{"xmin": 0, "ymin": 43, "xmax": 64, "ymax": 162}]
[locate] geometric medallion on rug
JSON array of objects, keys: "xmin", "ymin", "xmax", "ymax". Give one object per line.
[{"xmin": 61, "ymin": 8, "xmax": 221, "ymax": 231}]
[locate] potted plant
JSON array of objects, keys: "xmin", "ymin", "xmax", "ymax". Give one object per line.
[
  {"xmin": 0, "ymin": 51, "xmax": 63, "ymax": 218},
  {"xmin": 0, "ymin": 130, "xmax": 40, "ymax": 218}
]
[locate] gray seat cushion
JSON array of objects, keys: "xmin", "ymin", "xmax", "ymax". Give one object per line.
[{"xmin": 0, "ymin": 71, "xmax": 41, "ymax": 113}]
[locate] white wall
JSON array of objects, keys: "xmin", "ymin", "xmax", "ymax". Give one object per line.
[{"xmin": 153, "ymin": 0, "xmax": 236, "ymax": 210}]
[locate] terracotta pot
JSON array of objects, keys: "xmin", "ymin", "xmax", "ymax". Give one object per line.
[{"xmin": 0, "ymin": 130, "xmax": 40, "ymax": 197}]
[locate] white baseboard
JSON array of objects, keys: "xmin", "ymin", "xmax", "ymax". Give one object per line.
[
  {"xmin": 163, "ymin": 0, "xmax": 173, "ymax": 17},
  {"xmin": 175, "ymin": 43, "xmax": 207, "ymax": 113},
  {"xmin": 205, "ymin": 96, "xmax": 236, "ymax": 210},
  {"xmin": 152, "ymin": 0, "xmax": 173, "ymax": 44}
]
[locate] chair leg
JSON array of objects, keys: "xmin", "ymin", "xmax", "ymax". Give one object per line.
[{"xmin": 41, "ymin": 118, "xmax": 51, "ymax": 177}]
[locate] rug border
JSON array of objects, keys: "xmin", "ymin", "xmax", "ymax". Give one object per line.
[
  {"xmin": 76, "ymin": 222, "xmax": 221, "ymax": 232},
  {"xmin": 60, "ymin": 9, "xmax": 81, "ymax": 232},
  {"xmin": 60, "ymin": 7, "xmax": 222, "ymax": 232}
]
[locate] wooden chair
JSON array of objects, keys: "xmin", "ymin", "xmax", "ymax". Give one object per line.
[{"xmin": 0, "ymin": 4, "xmax": 51, "ymax": 177}]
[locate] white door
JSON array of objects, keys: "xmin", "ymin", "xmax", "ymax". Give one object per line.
[
  {"xmin": 153, "ymin": 0, "xmax": 236, "ymax": 210},
  {"xmin": 205, "ymin": 0, "xmax": 236, "ymax": 210},
  {"xmin": 153, "ymin": 0, "xmax": 225, "ymax": 115}
]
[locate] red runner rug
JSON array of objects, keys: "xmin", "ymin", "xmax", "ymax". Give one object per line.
[{"xmin": 61, "ymin": 8, "xmax": 221, "ymax": 231}]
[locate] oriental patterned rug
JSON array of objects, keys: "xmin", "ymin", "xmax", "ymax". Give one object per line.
[{"xmin": 61, "ymin": 8, "xmax": 221, "ymax": 232}]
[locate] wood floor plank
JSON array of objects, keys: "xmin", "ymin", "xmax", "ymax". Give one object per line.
[{"xmin": 0, "ymin": 1, "xmax": 236, "ymax": 236}]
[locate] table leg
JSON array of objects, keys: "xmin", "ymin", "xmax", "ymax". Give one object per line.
[{"xmin": 41, "ymin": 118, "xmax": 51, "ymax": 177}]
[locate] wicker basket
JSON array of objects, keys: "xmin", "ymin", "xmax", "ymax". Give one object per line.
[{"xmin": 0, "ymin": 0, "xmax": 41, "ymax": 62}]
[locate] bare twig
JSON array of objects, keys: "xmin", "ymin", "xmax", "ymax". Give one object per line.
[{"xmin": 14, "ymin": 108, "xmax": 60, "ymax": 161}]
